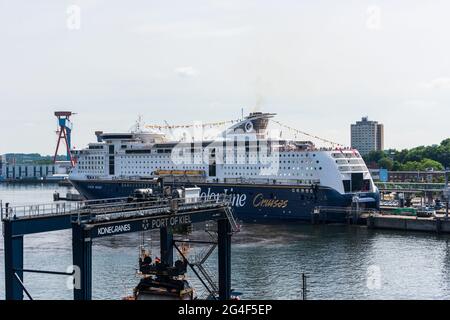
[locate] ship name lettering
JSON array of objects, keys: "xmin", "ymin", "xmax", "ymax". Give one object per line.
[
  {"xmin": 253, "ymin": 194, "xmax": 288, "ymax": 208},
  {"xmin": 201, "ymin": 188, "xmax": 247, "ymax": 208}
]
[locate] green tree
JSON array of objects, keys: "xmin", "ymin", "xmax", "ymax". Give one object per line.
[
  {"xmin": 419, "ymin": 158, "xmax": 444, "ymax": 171},
  {"xmin": 377, "ymin": 138, "xmax": 450, "ymax": 171},
  {"xmin": 392, "ymin": 160, "xmax": 403, "ymax": 171},
  {"xmin": 377, "ymin": 157, "xmax": 394, "ymax": 170},
  {"xmin": 364, "ymin": 150, "xmax": 385, "ymax": 163},
  {"xmin": 400, "ymin": 161, "xmax": 421, "ymax": 171},
  {"xmin": 400, "ymin": 158, "xmax": 444, "ymax": 171},
  {"xmin": 34, "ymin": 159, "xmax": 54, "ymax": 165},
  {"xmin": 392, "ymin": 149, "xmax": 408, "ymax": 163},
  {"xmin": 436, "ymin": 139, "xmax": 450, "ymax": 168}
]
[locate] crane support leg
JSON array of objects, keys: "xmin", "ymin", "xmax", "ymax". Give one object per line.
[
  {"xmin": 218, "ymin": 219, "xmax": 231, "ymax": 300},
  {"xmin": 4, "ymin": 221, "xmax": 24, "ymax": 300},
  {"xmin": 72, "ymin": 223, "xmax": 92, "ymax": 300},
  {"xmin": 160, "ymin": 227, "xmax": 173, "ymax": 266}
]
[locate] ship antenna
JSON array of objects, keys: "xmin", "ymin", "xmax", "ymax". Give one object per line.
[{"xmin": 130, "ymin": 115, "xmax": 145, "ymax": 133}]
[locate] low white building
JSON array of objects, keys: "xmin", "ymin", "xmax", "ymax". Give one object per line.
[
  {"xmin": 3, "ymin": 164, "xmax": 56, "ymax": 180},
  {"xmin": 0, "ymin": 156, "xmax": 72, "ymax": 181}
]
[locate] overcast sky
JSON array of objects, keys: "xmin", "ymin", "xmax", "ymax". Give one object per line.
[{"xmin": 1, "ymin": 0, "xmax": 450, "ymax": 155}]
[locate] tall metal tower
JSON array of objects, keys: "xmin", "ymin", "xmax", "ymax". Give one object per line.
[{"xmin": 53, "ymin": 111, "xmax": 75, "ymax": 166}]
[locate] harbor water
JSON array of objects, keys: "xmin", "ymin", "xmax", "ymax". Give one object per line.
[{"xmin": 1, "ymin": 184, "xmax": 450, "ymax": 300}]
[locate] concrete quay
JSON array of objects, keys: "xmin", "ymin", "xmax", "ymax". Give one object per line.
[{"xmin": 367, "ymin": 214, "xmax": 450, "ymax": 234}]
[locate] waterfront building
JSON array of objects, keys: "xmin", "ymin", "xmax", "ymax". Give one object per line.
[
  {"xmin": 351, "ymin": 117, "xmax": 384, "ymax": 156},
  {"xmin": 3, "ymin": 164, "xmax": 56, "ymax": 180},
  {"xmin": 370, "ymin": 169, "xmax": 445, "ymax": 183},
  {"xmin": 0, "ymin": 157, "xmax": 72, "ymax": 181},
  {"xmin": 0, "ymin": 155, "xmax": 6, "ymax": 180}
]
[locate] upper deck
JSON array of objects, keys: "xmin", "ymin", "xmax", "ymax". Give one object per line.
[{"xmin": 69, "ymin": 113, "xmax": 374, "ymax": 194}]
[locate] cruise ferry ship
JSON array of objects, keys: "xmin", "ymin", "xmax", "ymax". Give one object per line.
[{"xmin": 69, "ymin": 112, "xmax": 379, "ymax": 222}]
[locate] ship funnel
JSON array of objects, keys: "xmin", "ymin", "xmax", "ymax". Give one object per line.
[
  {"xmin": 226, "ymin": 112, "xmax": 276, "ymax": 137},
  {"xmin": 95, "ymin": 131, "xmax": 104, "ymax": 142}
]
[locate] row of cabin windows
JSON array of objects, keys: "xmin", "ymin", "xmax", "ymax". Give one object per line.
[
  {"xmin": 292, "ymin": 188, "xmax": 315, "ymax": 193},
  {"xmin": 78, "ymin": 161, "xmax": 103, "ymax": 166},
  {"xmin": 224, "ymin": 172, "xmax": 316, "ymax": 177},
  {"xmin": 118, "ymin": 165, "xmax": 204, "ymax": 174},
  {"xmin": 221, "ymin": 166, "xmax": 320, "ymax": 171},
  {"xmin": 112, "ymin": 166, "xmax": 319, "ymax": 176},
  {"xmin": 114, "ymin": 164, "xmax": 323, "ymax": 172},
  {"xmin": 79, "ymin": 166, "xmax": 104, "ymax": 170},
  {"xmin": 117, "ymin": 159, "xmax": 318, "ymax": 166},
  {"xmin": 120, "ymin": 148, "xmax": 318, "ymax": 155},
  {"xmin": 116, "ymin": 152, "xmax": 318, "ymax": 158}
]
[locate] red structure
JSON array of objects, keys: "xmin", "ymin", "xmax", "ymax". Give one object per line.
[{"xmin": 54, "ymin": 111, "xmax": 75, "ymax": 167}]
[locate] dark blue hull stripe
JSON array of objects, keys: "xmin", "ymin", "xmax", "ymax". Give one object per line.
[{"xmin": 69, "ymin": 180, "xmax": 380, "ymax": 222}]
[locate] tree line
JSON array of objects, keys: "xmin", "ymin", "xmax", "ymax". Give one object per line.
[
  {"xmin": 363, "ymin": 138, "xmax": 450, "ymax": 171},
  {"xmin": 5, "ymin": 153, "xmax": 66, "ymax": 165}
]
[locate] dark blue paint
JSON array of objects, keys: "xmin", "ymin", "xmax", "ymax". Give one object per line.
[
  {"xmin": 70, "ymin": 179, "xmax": 380, "ymax": 223},
  {"xmin": 3, "ymin": 223, "xmax": 24, "ymax": 300}
]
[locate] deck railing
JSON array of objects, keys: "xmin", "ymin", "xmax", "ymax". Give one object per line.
[{"xmin": 1, "ymin": 194, "xmax": 233, "ymax": 222}]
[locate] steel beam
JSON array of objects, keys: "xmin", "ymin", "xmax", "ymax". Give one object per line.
[
  {"xmin": 160, "ymin": 227, "xmax": 173, "ymax": 266},
  {"xmin": 9, "ymin": 214, "xmax": 74, "ymax": 236},
  {"xmin": 4, "ymin": 221, "xmax": 24, "ymax": 300},
  {"xmin": 72, "ymin": 223, "xmax": 92, "ymax": 300},
  {"xmin": 217, "ymin": 219, "xmax": 231, "ymax": 300}
]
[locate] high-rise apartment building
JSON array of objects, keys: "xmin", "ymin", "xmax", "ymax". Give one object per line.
[{"xmin": 351, "ymin": 117, "xmax": 384, "ymax": 156}]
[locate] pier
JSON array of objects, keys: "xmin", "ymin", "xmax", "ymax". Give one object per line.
[
  {"xmin": 367, "ymin": 214, "xmax": 450, "ymax": 234},
  {"xmin": 312, "ymin": 206, "xmax": 377, "ymax": 224},
  {"xmin": 1, "ymin": 195, "xmax": 239, "ymax": 300},
  {"xmin": 313, "ymin": 198, "xmax": 450, "ymax": 234}
]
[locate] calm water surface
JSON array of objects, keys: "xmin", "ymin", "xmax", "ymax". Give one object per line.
[{"xmin": 1, "ymin": 184, "xmax": 450, "ymax": 300}]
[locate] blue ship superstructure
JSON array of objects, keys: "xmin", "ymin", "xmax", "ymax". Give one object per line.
[{"xmin": 69, "ymin": 112, "xmax": 379, "ymax": 222}]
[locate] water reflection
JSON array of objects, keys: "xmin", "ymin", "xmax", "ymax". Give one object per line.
[{"xmin": 1, "ymin": 184, "xmax": 450, "ymax": 300}]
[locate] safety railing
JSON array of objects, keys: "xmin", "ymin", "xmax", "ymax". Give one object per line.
[
  {"xmin": 0, "ymin": 196, "xmax": 135, "ymax": 221},
  {"xmin": 2, "ymin": 194, "xmax": 232, "ymax": 222},
  {"xmin": 1, "ymin": 201, "xmax": 85, "ymax": 220},
  {"xmin": 375, "ymin": 182, "xmax": 446, "ymax": 191},
  {"xmin": 79, "ymin": 194, "xmax": 233, "ymax": 223}
]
